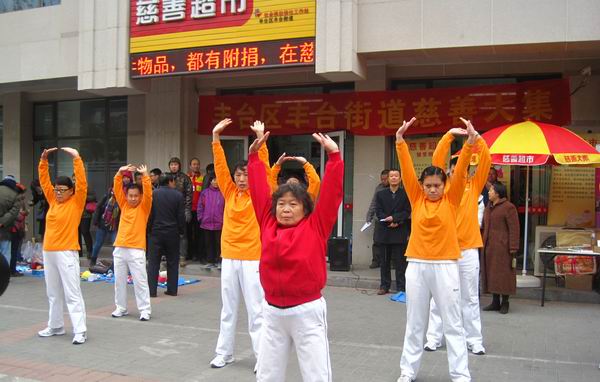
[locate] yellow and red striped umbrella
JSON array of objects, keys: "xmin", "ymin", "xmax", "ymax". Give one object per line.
[{"xmin": 481, "ymin": 121, "xmax": 600, "ymax": 166}]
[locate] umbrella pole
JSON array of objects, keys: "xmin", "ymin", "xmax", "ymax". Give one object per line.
[{"xmin": 522, "ymin": 166, "xmax": 530, "ymax": 276}]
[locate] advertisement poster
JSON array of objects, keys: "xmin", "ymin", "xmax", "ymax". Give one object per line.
[{"xmin": 548, "ymin": 134, "xmax": 599, "ymax": 227}]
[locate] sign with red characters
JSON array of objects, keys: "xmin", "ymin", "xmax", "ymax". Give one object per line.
[
  {"xmin": 129, "ymin": 1, "xmax": 316, "ymax": 77},
  {"xmin": 131, "ymin": 38, "xmax": 314, "ymax": 78},
  {"xmin": 197, "ymin": 78, "xmax": 571, "ymax": 135}
]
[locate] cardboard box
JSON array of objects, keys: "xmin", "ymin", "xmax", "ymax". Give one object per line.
[
  {"xmin": 564, "ymin": 274, "xmax": 593, "ymax": 291},
  {"xmin": 556, "ymin": 230, "xmax": 593, "ymax": 248}
]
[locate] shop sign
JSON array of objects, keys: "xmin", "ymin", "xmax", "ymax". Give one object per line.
[
  {"xmin": 547, "ymin": 134, "xmax": 600, "ymax": 228},
  {"xmin": 129, "ymin": 0, "xmax": 316, "ymax": 77},
  {"xmin": 198, "ymin": 78, "xmax": 571, "ymax": 135},
  {"xmin": 131, "ymin": 38, "xmax": 314, "ymax": 78}
]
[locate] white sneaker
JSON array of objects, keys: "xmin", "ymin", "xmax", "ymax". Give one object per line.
[
  {"xmin": 111, "ymin": 308, "xmax": 128, "ymax": 318},
  {"xmin": 397, "ymin": 375, "xmax": 414, "ymax": 382},
  {"xmin": 424, "ymin": 341, "xmax": 441, "ymax": 351},
  {"xmin": 38, "ymin": 327, "xmax": 65, "ymax": 337},
  {"xmin": 139, "ymin": 312, "xmax": 151, "ymax": 321},
  {"xmin": 72, "ymin": 332, "xmax": 87, "ymax": 345},
  {"xmin": 470, "ymin": 344, "xmax": 486, "ymax": 355},
  {"xmin": 210, "ymin": 354, "xmax": 234, "ymax": 368},
  {"xmin": 254, "ymin": 362, "xmax": 258, "ymax": 374}
]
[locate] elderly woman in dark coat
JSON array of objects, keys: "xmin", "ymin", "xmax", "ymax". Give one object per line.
[{"xmin": 481, "ymin": 182, "xmax": 520, "ymax": 314}]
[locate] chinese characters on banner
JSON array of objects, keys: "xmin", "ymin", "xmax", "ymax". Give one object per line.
[
  {"xmin": 547, "ymin": 134, "xmax": 600, "ymax": 228},
  {"xmin": 197, "ymin": 78, "xmax": 571, "ymax": 136},
  {"xmin": 130, "ymin": 38, "xmax": 314, "ymax": 77}
]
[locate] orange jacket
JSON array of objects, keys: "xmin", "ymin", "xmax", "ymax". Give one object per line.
[
  {"xmin": 113, "ymin": 174, "xmax": 153, "ymax": 250},
  {"xmin": 396, "ymin": 140, "xmax": 474, "ymax": 261},
  {"xmin": 269, "ymin": 162, "xmax": 321, "ymax": 201},
  {"xmin": 432, "ymin": 133, "xmax": 491, "ymax": 250},
  {"xmin": 39, "ymin": 157, "xmax": 87, "ymax": 251},
  {"xmin": 213, "ymin": 141, "xmax": 266, "ymax": 261}
]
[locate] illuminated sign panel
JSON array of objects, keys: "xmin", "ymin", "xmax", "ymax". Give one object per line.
[
  {"xmin": 129, "ymin": 0, "xmax": 316, "ymax": 78},
  {"xmin": 131, "ymin": 38, "xmax": 314, "ymax": 78}
]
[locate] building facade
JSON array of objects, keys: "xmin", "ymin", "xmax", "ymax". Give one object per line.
[{"xmin": 1, "ymin": 0, "xmax": 600, "ymax": 265}]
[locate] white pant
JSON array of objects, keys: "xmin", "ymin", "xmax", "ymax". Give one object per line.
[
  {"xmin": 43, "ymin": 250, "xmax": 87, "ymax": 334},
  {"xmin": 113, "ymin": 247, "xmax": 151, "ymax": 315},
  {"xmin": 257, "ymin": 297, "xmax": 332, "ymax": 382},
  {"xmin": 400, "ymin": 261, "xmax": 470, "ymax": 382},
  {"xmin": 426, "ymin": 249, "xmax": 483, "ymax": 349},
  {"xmin": 215, "ymin": 259, "xmax": 264, "ymax": 359}
]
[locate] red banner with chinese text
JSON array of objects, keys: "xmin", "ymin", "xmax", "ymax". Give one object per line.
[{"xmin": 197, "ymin": 78, "xmax": 571, "ymax": 135}]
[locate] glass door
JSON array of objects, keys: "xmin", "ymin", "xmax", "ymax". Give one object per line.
[
  {"xmin": 220, "ymin": 136, "xmax": 249, "ymax": 171},
  {"xmin": 320, "ymin": 131, "xmax": 345, "ymax": 237}
]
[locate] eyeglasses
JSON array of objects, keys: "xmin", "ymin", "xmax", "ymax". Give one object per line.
[{"xmin": 54, "ymin": 188, "xmax": 71, "ymax": 194}]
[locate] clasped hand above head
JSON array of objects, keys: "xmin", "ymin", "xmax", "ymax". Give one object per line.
[
  {"xmin": 246, "ymin": 120, "xmax": 340, "ymax": 156},
  {"xmin": 395, "ymin": 116, "xmax": 478, "ymax": 143},
  {"xmin": 118, "ymin": 164, "xmax": 148, "ymax": 176},
  {"xmin": 40, "ymin": 147, "xmax": 80, "ymax": 160}
]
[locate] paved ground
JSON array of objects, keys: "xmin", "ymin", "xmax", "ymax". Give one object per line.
[{"xmin": 1, "ymin": 274, "xmax": 599, "ymax": 382}]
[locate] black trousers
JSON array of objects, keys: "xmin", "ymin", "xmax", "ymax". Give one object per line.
[
  {"xmin": 78, "ymin": 217, "xmax": 93, "ymax": 257},
  {"xmin": 187, "ymin": 212, "xmax": 205, "ymax": 261},
  {"xmin": 205, "ymin": 229, "xmax": 222, "ymax": 264},
  {"xmin": 147, "ymin": 232, "xmax": 180, "ymax": 295},
  {"xmin": 10, "ymin": 233, "xmax": 24, "ymax": 273},
  {"xmin": 371, "ymin": 242, "xmax": 382, "ymax": 265},
  {"xmin": 379, "ymin": 242, "xmax": 408, "ymax": 291}
]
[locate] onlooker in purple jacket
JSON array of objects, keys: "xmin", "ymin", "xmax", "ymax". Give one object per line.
[{"xmin": 197, "ymin": 172, "xmax": 224, "ymax": 267}]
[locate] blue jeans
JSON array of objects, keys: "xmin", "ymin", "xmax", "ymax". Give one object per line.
[
  {"xmin": 90, "ymin": 228, "xmax": 116, "ymax": 262},
  {"xmin": 0, "ymin": 240, "xmax": 12, "ymax": 265}
]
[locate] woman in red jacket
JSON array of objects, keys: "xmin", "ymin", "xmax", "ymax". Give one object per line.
[{"xmin": 248, "ymin": 130, "xmax": 343, "ymax": 382}]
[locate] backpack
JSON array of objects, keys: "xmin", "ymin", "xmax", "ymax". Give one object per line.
[{"xmin": 101, "ymin": 195, "xmax": 120, "ymax": 231}]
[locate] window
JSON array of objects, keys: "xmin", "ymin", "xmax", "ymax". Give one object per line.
[
  {"xmin": 33, "ymin": 98, "xmax": 127, "ymax": 215},
  {"xmin": 0, "ymin": 0, "xmax": 60, "ymax": 14}
]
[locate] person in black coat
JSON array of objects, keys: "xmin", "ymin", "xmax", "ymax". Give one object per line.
[
  {"xmin": 147, "ymin": 174, "xmax": 185, "ymax": 297},
  {"xmin": 374, "ymin": 169, "xmax": 411, "ymax": 294}
]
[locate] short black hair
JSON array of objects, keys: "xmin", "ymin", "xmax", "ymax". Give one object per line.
[
  {"xmin": 205, "ymin": 163, "xmax": 214, "ymax": 173},
  {"xmin": 55, "ymin": 176, "xmax": 74, "ymax": 190},
  {"xmin": 381, "ymin": 169, "xmax": 390, "ymax": 176},
  {"xmin": 489, "ymin": 167, "xmax": 498, "ymax": 175},
  {"xmin": 204, "ymin": 172, "xmax": 216, "ymax": 187},
  {"xmin": 159, "ymin": 174, "xmax": 176, "ymax": 186},
  {"xmin": 419, "ymin": 166, "xmax": 447, "ymax": 184},
  {"xmin": 271, "ymin": 183, "xmax": 314, "ymax": 218},
  {"xmin": 233, "ymin": 160, "xmax": 248, "ymax": 174},
  {"xmin": 150, "ymin": 168, "xmax": 162, "ymax": 176},
  {"xmin": 126, "ymin": 183, "xmax": 143, "ymax": 194},
  {"xmin": 388, "ymin": 168, "xmax": 401, "ymax": 175},
  {"xmin": 189, "ymin": 157, "xmax": 200, "ymax": 165},
  {"xmin": 491, "ymin": 181, "xmax": 507, "ymax": 199}
]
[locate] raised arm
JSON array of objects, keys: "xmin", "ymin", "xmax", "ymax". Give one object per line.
[
  {"xmin": 432, "ymin": 128, "xmax": 467, "ymax": 171},
  {"xmin": 138, "ymin": 165, "xmax": 153, "ymax": 213},
  {"xmin": 311, "ymin": 134, "xmax": 344, "ymax": 239},
  {"xmin": 303, "ymin": 160, "xmax": 321, "ymax": 201},
  {"xmin": 248, "ymin": 132, "xmax": 273, "ymax": 226},
  {"xmin": 62, "ymin": 147, "xmax": 87, "ymax": 208},
  {"xmin": 38, "ymin": 147, "xmax": 58, "ymax": 204},
  {"xmin": 447, "ymin": 118, "xmax": 477, "ymax": 207},
  {"xmin": 470, "ymin": 137, "xmax": 492, "ymax": 193},
  {"xmin": 269, "ymin": 152, "xmax": 287, "ymax": 192},
  {"xmin": 212, "ymin": 118, "xmax": 236, "ymax": 198},
  {"xmin": 431, "ymin": 131, "xmax": 454, "ymax": 170},
  {"xmin": 251, "ymin": 120, "xmax": 273, "ymax": 181},
  {"xmin": 395, "ymin": 118, "xmax": 421, "ymax": 205}
]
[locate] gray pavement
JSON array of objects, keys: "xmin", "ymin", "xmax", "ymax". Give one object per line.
[{"xmin": 1, "ymin": 273, "xmax": 599, "ymax": 381}]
